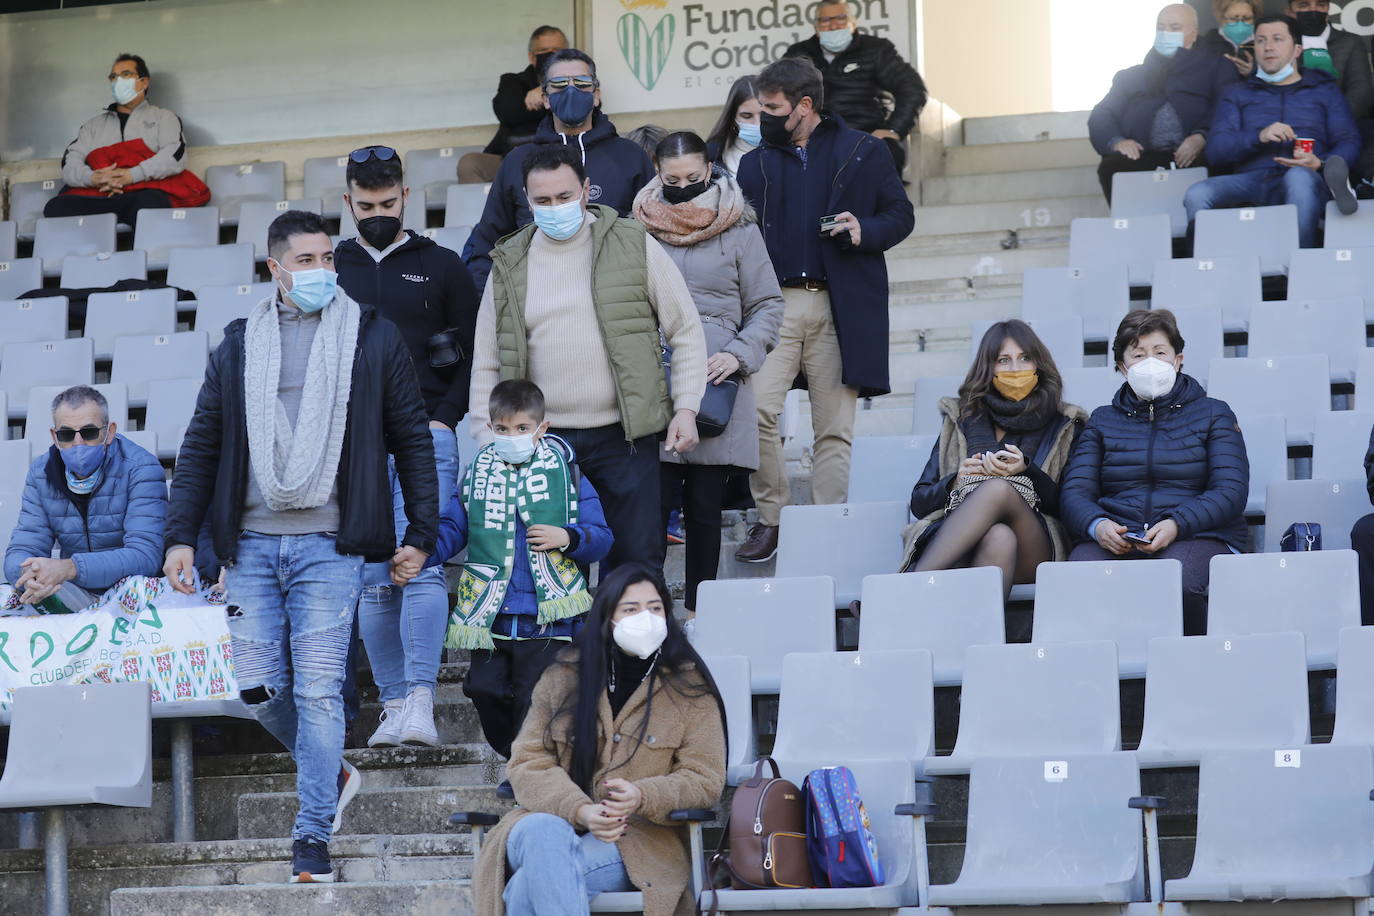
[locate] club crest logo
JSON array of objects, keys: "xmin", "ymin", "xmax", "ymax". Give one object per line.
[{"xmin": 618, "ymin": 0, "xmax": 675, "ymax": 91}]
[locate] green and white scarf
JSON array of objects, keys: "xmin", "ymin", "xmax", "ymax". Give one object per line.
[{"xmin": 445, "ymin": 439, "xmax": 591, "ymax": 650}]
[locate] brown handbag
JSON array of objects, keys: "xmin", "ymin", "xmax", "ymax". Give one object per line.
[{"xmin": 712, "ymin": 757, "xmax": 812, "ymax": 891}]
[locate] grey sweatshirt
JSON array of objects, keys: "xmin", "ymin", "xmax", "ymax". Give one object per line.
[{"xmin": 60, "ymin": 100, "xmax": 187, "ymax": 188}]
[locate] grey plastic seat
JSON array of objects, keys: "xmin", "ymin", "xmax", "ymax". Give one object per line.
[
  {"xmin": 0, "ymin": 221, "xmax": 15, "ymax": 262},
  {"xmin": 1323, "ymin": 199, "xmax": 1374, "ymax": 248},
  {"xmin": 0, "ymin": 438, "xmax": 31, "ymax": 498},
  {"xmin": 1151, "ymin": 254, "xmax": 1261, "ymax": 332},
  {"xmin": 237, "ymin": 199, "xmax": 324, "ymax": 260},
  {"xmin": 1249, "ymin": 297, "xmax": 1366, "ymax": 383},
  {"xmin": 1136, "ymin": 631, "xmax": 1309, "ymax": 767},
  {"xmin": 1032, "ymin": 560, "xmax": 1182, "ymax": 678},
  {"xmin": 924, "ymin": 640, "xmax": 1121, "ymax": 775},
  {"xmin": 1263, "ymin": 478, "xmax": 1366, "ymax": 552},
  {"xmin": 777, "ymin": 502, "xmax": 908, "ymax": 607},
  {"xmin": 911, "ymin": 374, "xmax": 960, "ymax": 435},
  {"xmin": 144, "ymin": 377, "xmax": 203, "ymax": 460},
  {"xmin": 1236, "ymin": 413, "xmax": 1289, "ymax": 515},
  {"xmin": 1313, "ymin": 410, "xmax": 1374, "ymax": 481},
  {"xmin": 59, "ymin": 249, "xmax": 148, "ymax": 289},
  {"xmin": 1208, "ymin": 550, "xmax": 1359, "ymax": 670},
  {"xmin": 1163, "ymin": 304, "xmax": 1224, "ymax": 387},
  {"xmin": 1061, "ymin": 366, "xmax": 1121, "ymax": 413},
  {"xmin": 205, "ymin": 161, "xmax": 286, "ymax": 225},
  {"xmin": 33, "ymin": 213, "xmax": 117, "ymax": 278},
  {"xmin": 111, "ymin": 331, "xmax": 210, "ymax": 406},
  {"xmin": 929, "ymin": 753, "xmax": 1146, "ymax": 906},
  {"xmin": 0, "ymin": 258, "xmax": 44, "ymax": 301},
  {"xmin": 1359, "ymin": 349, "xmax": 1374, "ymax": 410},
  {"xmin": 120, "ymin": 429, "xmax": 158, "ymax": 456},
  {"xmin": 1195, "ymin": 203, "xmax": 1300, "ymax": 276},
  {"xmin": 445, "ymin": 183, "xmax": 490, "ymax": 228},
  {"xmin": 700, "ymin": 655, "xmax": 757, "ymax": 786},
  {"xmin": 166, "ymin": 243, "xmax": 255, "ymax": 295},
  {"xmin": 1287, "ymin": 246, "xmax": 1374, "ymax": 321},
  {"xmin": 131, "ymin": 206, "xmax": 221, "ymax": 270},
  {"xmin": 692, "ymin": 576, "xmax": 835, "ymax": 692},
  {"xmin": 1332, "ymin": 626, "xmax": 1374, "ymax": 745},
  {"xmin": 194, "ymin": 282, "xmax": 272, "ymax": 348},
  {"xmin": 0, "ymin": 338, "xmax": 94, "ymax": 412},
  {"xmin": 423, "ymin": 226, "xmax": 471, "ymax": 256},
  {"xmin": 303, "ymin": 155, "xmax": 350, "ymax": 219},
  {"xmin": 1167, "ymin": 745, "xmax": 1374, "ymax": 902},
  {"xmin": 10, "ymin": 179, "xmax": 61, "ymax": 240},
  {"xmin": 1, "ymin": 296, "xmax": 68, "ymax": 346},
  {"xmin": 1111, "ymin": 165, "xmax": 1207, "ymax": 236},
  {"xmin": 1068, "ymin": 214, "xmax": 1170, "ymax": 286},
  {"xmin": 970, "ymin": 316, "xmax": 1084, "ymax": 370},
  {"xmin": 406, "ymin": 145, "xmax": 483, "ymax": 211},
  {"xmin": 1020, "ymin": 265, "xmax": 1130, "ymax": 343},
  {"xmin": 85, "ymin": 288, "xmax": 177, "ymax": 360},
  {"xmin": 1207, "ymin": 354, "xmax": 1330, "ymax": 446},
  {"xmin": 857, "ymin": 568, "xmax": 1005, "ymax": 686},
  {"xmin": 847, "ymin": 435, "xmax": 936, "ymax": 507},
  {"xmin": 24, "ymin": 383, "xmax": 128, "ymax": 443}
]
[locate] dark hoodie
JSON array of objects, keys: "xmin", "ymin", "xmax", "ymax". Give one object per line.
[
  {"xmin": 461, "ymin": 109, "xmax": 654, "ymax": 293},
  {"xmin": 334, "ymin": 230, "xmax": 480, "ymax": 428}
]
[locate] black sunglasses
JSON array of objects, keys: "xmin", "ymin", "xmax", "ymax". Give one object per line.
[
  {"xmin": 349, "ymin": 146, "xmax": 398, "ymax": 163},
  {"xmin": 53, "ymin": 424, "xmax": 107, "ymax": 444}
]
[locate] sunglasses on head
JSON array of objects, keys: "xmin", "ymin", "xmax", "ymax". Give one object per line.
[
  {"xmin": 349, "ymin": 145, "xmax": 398, "ymax": 163},
  {"xmin": 544, "ymin": 75, "xmax": 597, "ymax": 91},
  {"xmin": 53, "ymin": 425, "xmax": 107, "ymax": 444}
]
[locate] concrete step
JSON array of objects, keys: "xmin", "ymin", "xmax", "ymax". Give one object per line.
[
  {"xmin": 944, "ymin": 138, "xmax": 1099, "ymax": 176},
  {"xmin": 912, "ymin": 195, "xmax": 1106, "ymax": 236},
  {"xmin": 890, "ymin": 295, "xmax": 1020, "ymax": 333},
  {"xmin": 888, "ymin": 244, "xmax": 1067, "ymax": 285},
  {"xmin": 962, "ymin": 110, "xmax": 1091, "ymax": 145},
  {"xmin": 352, "ymin": 694, "xmax": 484, "ymax": 749},
  {"xmin": 238, "ymin": 784, "xmax": 513, "ymax": 840},
  {"xmin": 893, "ymin": 224, "xmax": 1068, "ymax": 257},
  {"xmin": 922, "ymin": 166, "xmax": 1098, "ymax": 206},
  {"xmin": 889, "ymin": 274, "xmax": 1025, "ymax": 306},
  {"xmin": 110, "ymin": 879, "xmax": 473, "ymax": 916}
]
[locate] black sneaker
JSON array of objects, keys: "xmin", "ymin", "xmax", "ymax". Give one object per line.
[
  {"xmin": 496, "ymin": 779, "xmax": 515, "ymax": 799},
  {"xmin": 290, "ymin": 837, "xmax": 334, "ymax": 883},
  {"xmin": 1325, "ymin": 154, "xmax": 1358, "ymax": 216}
]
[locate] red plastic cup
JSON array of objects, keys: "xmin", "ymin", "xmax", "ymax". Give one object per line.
[{"xmin": 1296, "ymin": 137, "xmax": 1315, "ymax": 154}]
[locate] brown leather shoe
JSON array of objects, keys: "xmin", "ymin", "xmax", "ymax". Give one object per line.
[{"xmin": 734, "ymin": 523, "xmax": 779, "ymax": 563}]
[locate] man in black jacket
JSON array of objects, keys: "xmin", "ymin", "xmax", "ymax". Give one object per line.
[
  {"xmin": 163, "ymin": 211, "xmax": 437, "ymax": 885},
  {"xmin": 461, "ymin": 48, "xmax": 654, "ymax": 293},
  {"xmin": 457, "ymin": 25, "xmax": 569, "ymax": 184},
  {"xmin": 783, "ymin": 0, "xmax": 927, "ymax": 174}
]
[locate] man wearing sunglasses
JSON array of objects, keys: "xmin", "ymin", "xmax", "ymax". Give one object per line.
[
  {"xmin": 4, "ymin": 386, "xmax": 167, "ymax": 612},
  {"xmin": 463, "ymin": 48, "xmax": 654, "ymax": 294}
]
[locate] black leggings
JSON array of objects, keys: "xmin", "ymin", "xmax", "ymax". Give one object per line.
[
  {"xmin": 912, "ymin": 478, "xmax": 1052, "ymax": 601},
  {"xmin": 660, "ymin": 464, "xmax": 729, "ymax": 611}
]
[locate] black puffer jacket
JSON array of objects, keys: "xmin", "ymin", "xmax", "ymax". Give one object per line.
[
  {"xmin": 1060, "ymin": 373, "xmax": 1249, "ymax": 550},
  {"xmin": 165, "ymin": 304, "xmax": 439, "ymax": 565},
  {"xmin": 783, "ymin": 33, "xmax": 927, "ymax": 137}
]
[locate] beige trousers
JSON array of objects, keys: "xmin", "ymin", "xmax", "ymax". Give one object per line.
[
  {"xmin": 750, "ymin": 287, "xmax": 857, "ymax": 526},
  {"xmin": 458, "ymin": 152, "xmax": 502, "ymax": 184}
]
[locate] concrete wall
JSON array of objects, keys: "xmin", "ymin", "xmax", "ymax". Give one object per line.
[{"xmin": 919, "ymin": 0, "xmax": 1055, "ymax": 119}]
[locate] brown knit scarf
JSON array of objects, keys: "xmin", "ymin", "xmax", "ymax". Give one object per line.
[{"xmin": 632, "ymin": 174, "xmax": 750, "ymax": 246}]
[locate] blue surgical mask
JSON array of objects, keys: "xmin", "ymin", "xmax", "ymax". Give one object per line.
[
  {"xmin": 1221, "ymin": 21, "xmax": 1254, "ymax": 46},
  {"xmin": 111, "ymin": 76, "xmax": 138, "ymax": 106},
  {"xmin": 531, "ymin": 198, "xmax": 585, "ymax": 241},
  {"xmin": 60, "ymin": 442, "xmax": 107, "ymax": 490},
  {"xmin": 493, "ymin": 433, "xmax": 538, "ymax": 464},
  {"xmin": 1258, "ymin": 61, "xmax": 1296, "ymax": 83},
  {"xmin": 737, "ymin": 121, "xmax": 762, "ymax": 148},
  {"xmin": 278, "ymin": 267, "xmax": 338, "ymax": 313},
  {"xmin": 1154, "ymin": 30, "xmax": 1185, "ymax": 57},
  {"xmin": 548, "ymin": 87, "xmax": 596, "ymax": 127},
  {"xmin": 818, "ymin": 28, "xmax": 853, "ymax": 54}
]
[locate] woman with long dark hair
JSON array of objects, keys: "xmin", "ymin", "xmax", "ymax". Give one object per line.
[
  {"xmin": 900, "ymin": 320, "xmax": 1088, "ymax": 600},
  {"xmin": 471, "ymin": 564, "xmax": 727, "ymax": 916},
  {"xmin": 704, "ymin": 75, "xmax": 762, "ymax": 175}
]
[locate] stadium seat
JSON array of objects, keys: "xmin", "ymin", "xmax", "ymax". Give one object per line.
[
  {"xmin": 33, "ymin": 213, "xmax": 117, "ymax": 278},
  {"xmin": 120, "ymin": 429, "xmax": 158, "ymax": 457},
  {"xmin": 1020, "ymin": 265, "xmax": 1129, "ymax": 344},
  {"xmin": 1111, "ymin": 165, "xmax": 1207, "ymax": 236},
  {"xmin": 24, "ymin": 383, "xmax": 128, "ymax": 444},
  {"xmin": 970, "ymin": 316, "xmax": 1084, "ymax": 370},
  {"xmin": 1166, "ymin": 745, "xmax": 1374, "ymax": 902},
  {"xmin": 445, "ymin": 184, "xmax": 489, "ymax": 228},
  {"xmin": 700, "ymin": 655, "xmax": 756, "ymax": 785},
  {"xmin": 928, "ymin": 753, "xmax": 1146, "ymax": 907},
  {"xmin": 1068, "ymin": 213, "xmax": 1170, "ymax": 286},
  {"xmin": 166, "ymin": 243, "xmax": 255, "ymax": 295},
  {"xmin": 1249, "ymin": 298, "xmax": 1366, "ymax": 383},
  {"xmin": 924, "ymin": 640, "xmax": 1120, "ymax": 775},
  {"xmin": 236, "ymin": 199, "xmax": 324, "ymax": 260},
  {"xmin": 0, "ymin": 438, "xmax": 32, "ymax": 494},
  {"xmin": 1332, "ymin": 626, "xmax": 1374, "ymax": 746},
  {"xmin": 423, "ymin": 226, "xmax": 470, "ymax": 256},
  {"xmin": 9, "ymin": 179, "xmax": 61, "ymax": 240},
  {"xmin": 193, "ymin": 282, "xmax": 272, "ymax": 348},
  {"xmin": 406, "ymin": 145, "xmax": 482, "ymax": 211},
  {"xmin": 0, "ymin": 258, "xmax": 44, "ymax": 301},
  {"xmin": 857, "ymin": 568, "xmax": 1005, "ymax": 686},
  {"xmin": 1286, "ymin": 247, "xmax": 1374, "ymax": 321},
  {"xmin": 1323, "ymin": 199, "xmax": 1374, "ymax": 249},
  {"xmin": 1313, "ymin": 410, "xmax": 1374, "ymax": 481},
  {"xmin": 1359, "ymin": 349, "xmax": 1374, "ymax": 409},
  {"xmin": 1031, "ymin": 559, "xmax": 1183, "ymax": 678},
  {"xmin": 204, "ymin": 161, "xmax": 287, "ymax": 224},
  {"xmin": 1207, "ymin": 354, "xmax": 1330, "ymax": 446},
  {"xmin": 131, "ymin": 206, "xmax": 220, "ymax": 271},
  {"xmin": 1061, "ymin": 366, "xmax": 1120, "ymax": 413},
  {"xmin": 1207, "ymin": 550, "xmax": 1359, "ymax": 670},
  {"xmin": 0, "ymin": 338, "xmax": 94, "ymax": 413},
  {"xmin": 777, "ymin": 502, "xmax": 908, "ymax": 607},
  {"xmin": 1150, "ymin": 254, "xmax": 1261, "ymax": 332},
  {"xmin": 1263, "ymin": 478, "xmax": 1366, "ymax": 552},
  {"xmin": 144, "ymin": 378, "xmax": 203, "ymax": 460},
  {"xmin": 110, "ymin": 332, "xmax": 210, "ymax": 406},
  {"xmin": 692, "ymin": 576, "xmax": 835, "ymax": 692},
  {"xmin": 847, "ymin": 435, "xmax": 936, "ymax": 507},
  {"xmin": 1236, "ymin": 414, "xmax": 1288, "ymax": 515},
  {"xmin": 303, "ymin": 155, "xmax": 350, "ymax": 219},
  {"xmin": 1165, "ymin": 304, "xmax": 1224, "ymax": 387},
  {"xmin": 84, "ymin": 288, "xmax": 177, "ymax": 360},
  {"xmin": 1, "ymin": 296, "xmax": 68, "ymax": 346},
  {"xmin": 1193, "ymin": 204, "xmax": 1299, "ymax": 276},
  {"xmin": 59, "ymin": 249, "xmax": 147, "ymax": 289},
  {"xmin": 911, "ymin": 375, "xmax": 960, "ymax": 436},
  {"xmin": 0, "ymin": 221, "xmax": 15, "ymax": 262},
  {"xmin": 1136, "ymin": 631, "xmax": 1309, "ymax": 767}
]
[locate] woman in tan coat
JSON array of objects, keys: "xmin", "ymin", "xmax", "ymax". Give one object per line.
[{"xmin": 472, "ymin": 563, "xmax": 727, "ymax": 916}]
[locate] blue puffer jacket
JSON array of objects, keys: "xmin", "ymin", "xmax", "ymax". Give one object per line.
[
  {"xmin": 1088, "ymin": 46, "xmax": 1239, "ymax": 154},
  {"xmin": 1060, "ymin": 374, "xmax": 1250, "ymax": 550},
  {"xmin": 4, "ymin": 435, "xmax": 168, "ymax": 593},
  {"xmin": 1207, "ymin": 67, "xmax": 1361, "ymax": 174}
]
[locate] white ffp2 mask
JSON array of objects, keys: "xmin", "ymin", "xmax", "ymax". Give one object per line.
[
  {"xmin": 612, "ymin": 610, "xmax": 668, "ymax": 659},
  {"xmin": 1126, "ymin": 357, "xmax": 1178, "ymax": 401}
]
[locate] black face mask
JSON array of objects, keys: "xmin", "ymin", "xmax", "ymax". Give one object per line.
[
  {"xmin": 661, "ymin": 178, "xmax": 711, "ymax": 205},
  {"xmin": 1294, "ymin": 10, "xmax": 1328, "ymax": 36},
  {"xmin": 759, "ymin": 110, "xmax": 796, "ymax": 147},
  {"xmin": 355, "ymin": 213, "xmax": 402, "ymax": 251}
]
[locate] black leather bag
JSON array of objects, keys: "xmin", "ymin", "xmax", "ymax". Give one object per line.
[{"xmin": 696, "ymin": 378, "xmax": 739, "ymax": 438}]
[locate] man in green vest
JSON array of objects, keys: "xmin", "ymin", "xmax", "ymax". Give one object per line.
[{"xmin": 468, "ymin": 144, "xmax": 707, "ymax": 570}]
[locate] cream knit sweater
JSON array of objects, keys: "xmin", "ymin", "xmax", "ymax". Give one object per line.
[{"xmin": 469, "ymin": 213, "xmax": 707, "ymax": 440}]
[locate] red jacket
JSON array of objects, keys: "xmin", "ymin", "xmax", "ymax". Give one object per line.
[{"xmin": 61, "ymin": 138, "xmax": 209, "ymax": 208}]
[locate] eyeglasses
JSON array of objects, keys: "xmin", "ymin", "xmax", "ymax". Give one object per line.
[
  {"xmin": 53, "ymin": 425, "xmax": 107, "ymax": 444},
  {"xmin": 544, "ymin": 75, "xmax": 598, "ymax": 92},
  {"xmin": 349, "ymin": 146, "xmax": 398, "ymax": 163},
  {"xmin": 108, "ymin": 71, "xmax": 141, "ymax": 82},
  {"xmin": 817, "ymin": 13, "xmax": 851, "ymax": 26}
]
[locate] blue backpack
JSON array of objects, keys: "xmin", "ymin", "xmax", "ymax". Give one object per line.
[{"xmin": 802, "ymin": 766, "xmax": 885, "ymax": 888}]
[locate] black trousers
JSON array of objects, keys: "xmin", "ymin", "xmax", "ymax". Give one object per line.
[
  {"xmin": 43, "ymin": 187, "xmax": 172, "ymax": 226},
  {"xmin": 881, "ymin": 136, "xmax": 907, "ymax": 176},
  {"xmin": 1097, "ymin": 150, "xmax": 1179, "ymax": 203},
  {"xmin": 552, "ymin": 423, "xmax": 664, "ymax": 571},
  {"xmin": 464, "ymin": 637, "xmax": 565, "ymax": 759},
  {"xmin": 660, "ymin": 463, "xmax": 729, "ymax": 610},
  {"xmin": 1351, "ymin": 513, "xmax": 1374, "ymax": 625}
]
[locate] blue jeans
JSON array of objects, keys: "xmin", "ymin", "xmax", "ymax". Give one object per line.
[
  {"xmin": 1183, "ymin": 166, "xmax": 1329, "ymax": 249},
  {"xmin": 225, "ymin": 532, "xmax": 364, "ymax": 843},
  {"xmin": 503, "ymin": 813, "xmax": 633, "ymax": 914},
  {"xmin": 358, "ymin": 425, "xmax": 460, "ymax": 702}
]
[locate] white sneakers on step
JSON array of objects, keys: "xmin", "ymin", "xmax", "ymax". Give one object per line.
[
  {"xmin": 367, "ymin": 699, "xmax": 406, "ymax": 748},
  {"xmin": 366, "ymin": 687, "xmax": 440, "ymax": 748}
]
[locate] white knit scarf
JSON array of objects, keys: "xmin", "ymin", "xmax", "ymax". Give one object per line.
[{"xmin": 243, "ymin": 289, "xmax": 361, "ymax": 511}]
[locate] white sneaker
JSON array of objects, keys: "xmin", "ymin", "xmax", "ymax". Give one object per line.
[
  {"xmin": 367, "ymin": 699, "xmax": 406, "ymax": 748},
  {"xmin": 400, "ymin": 686, "xmax": 440, "ymax": 747}
]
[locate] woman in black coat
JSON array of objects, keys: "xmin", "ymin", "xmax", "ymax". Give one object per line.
[{"xmin": 1060, "ymin": 309, "xmax": 1249, "ymax": 635}]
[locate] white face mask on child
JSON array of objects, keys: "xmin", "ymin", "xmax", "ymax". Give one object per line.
[{"xmin": 493, "ymin": 433, "xmax": 537, "ymax": 464}]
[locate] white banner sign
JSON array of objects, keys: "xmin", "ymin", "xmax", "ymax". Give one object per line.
[{"xmin": 591, "ymin": 0, "xmax": 912, "ymax": 113}]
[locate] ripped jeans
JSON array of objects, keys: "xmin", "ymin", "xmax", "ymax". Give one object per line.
[{"xmin": 225, "ymin": 532, "xmax": 364, "ymax": 843}]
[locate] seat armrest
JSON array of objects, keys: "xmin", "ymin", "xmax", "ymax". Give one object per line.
[
  {"xmin": 450, "ymin": 812, "xmax": 501, "ymax": 827},
  {"xmin": 1129, "ymin": 796, "xmax": 1168, "ymax": 811},
  {"xmin": 895, "ymin": 802, "xmax": 938, "ymax": 816},
  {"xmin": 669, "ymin": 808, "xmax": 715, "ymax": 822}
]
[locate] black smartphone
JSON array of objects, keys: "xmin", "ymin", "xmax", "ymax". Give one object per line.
[
  {"xmin": 819, "ymin": 213, "xmax": 843, "ymax": 236},
  {"xmin": 1122, "ymin": 531, "xmax": 1154, "ymax": 546}
]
